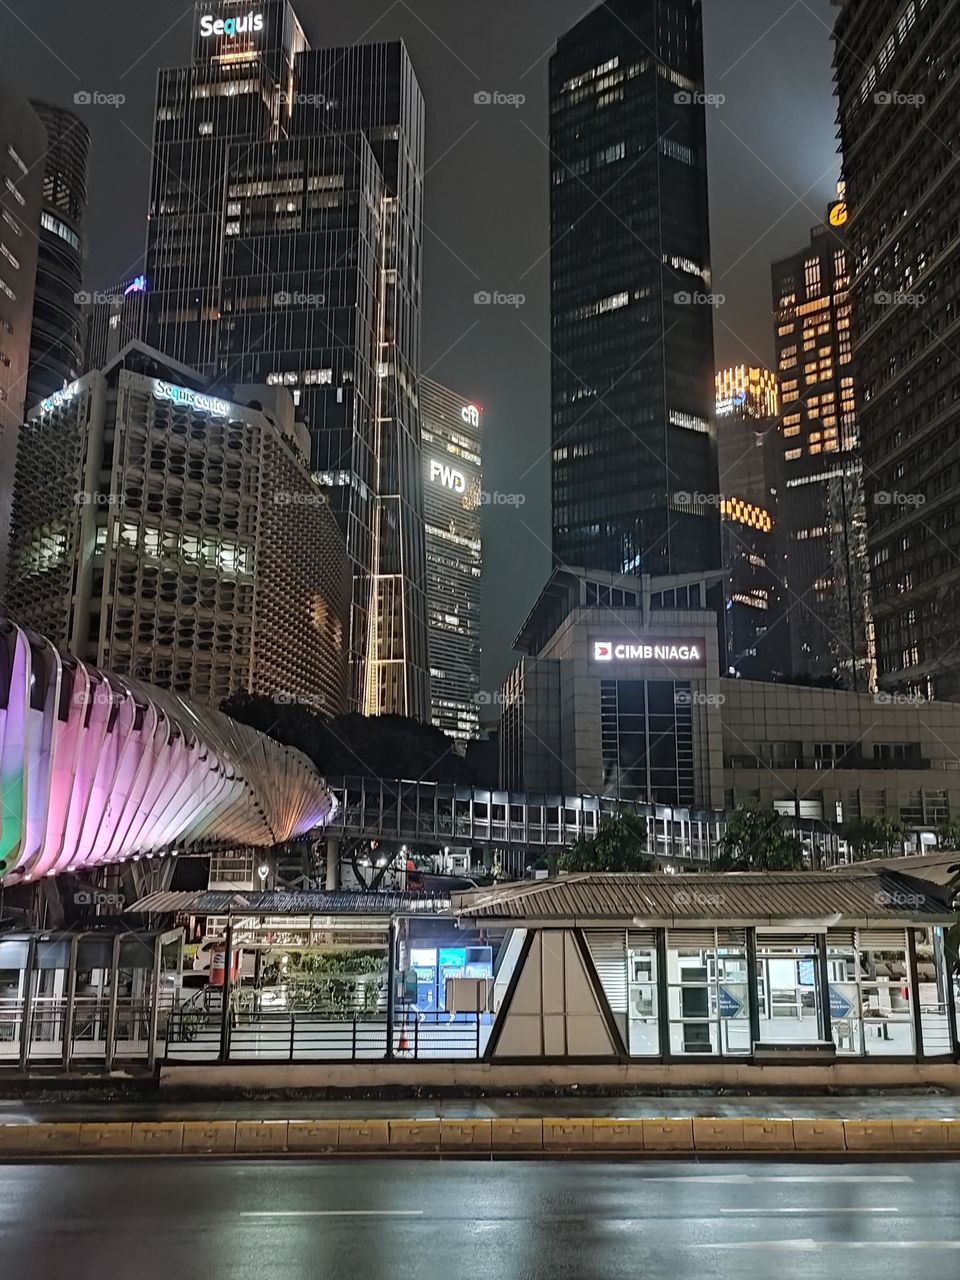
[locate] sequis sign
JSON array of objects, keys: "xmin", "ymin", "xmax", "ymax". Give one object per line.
[
  {"xmin": 593, "ymin": 640, "xmax": 704, "ymax": 665},
  {"xmin": 199, "ymin": 11, "xmax": 264, "ymax": 37}
]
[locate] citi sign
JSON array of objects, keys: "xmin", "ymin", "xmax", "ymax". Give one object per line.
[
  {"xmin": 593, "ymin": 640, "xmax": 703, "ymax": 664},
  {"xmin": 430, "ymin": 459, "xmax": 466, "ymax": 494},
  {"xmin": 200, "ymin": 11, "xmax": 264, "ymax": 37}
]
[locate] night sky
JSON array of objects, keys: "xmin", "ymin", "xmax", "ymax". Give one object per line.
[{"xmin": 1, "ymin": 0, "xmax": 839, "ymax": 698}]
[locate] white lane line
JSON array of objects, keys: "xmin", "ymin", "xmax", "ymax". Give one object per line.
[
  {"xmin": 640, "ymin": 1175, "xmax": 912, "ymax": 1184},
  {"xmin": 719, "ymin": 1207, "xmax": 898, "ymax": 1215},
  {"xmin": 241, "ymin": 1211, "xmax": 424, "ymax": 1218},
  {"xmin": 697, "ymin": 1241, "xmax": 960, "ymax": 1251}
]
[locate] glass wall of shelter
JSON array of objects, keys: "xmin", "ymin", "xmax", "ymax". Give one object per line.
[
  {"xmin": 0, "ymin": 930, "xmax": 182, "ymax": 1069},
  {"xmin": 584, "ymin": 926, "xmax": 957, "ymax": 1059}
]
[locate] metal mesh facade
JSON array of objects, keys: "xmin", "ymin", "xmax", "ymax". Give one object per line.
[{"xmin": 6, "ymin": 344, "xmax": 348, "ymax": 714}]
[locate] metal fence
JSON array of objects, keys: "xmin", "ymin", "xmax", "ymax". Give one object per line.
[
  {"xmin": 0, "ymin": 996, "xmax": 161, "ymax": 1067},
  {"xmin": 164, "ymin": 1008, "xmax": 489, "ymax": 1063}
]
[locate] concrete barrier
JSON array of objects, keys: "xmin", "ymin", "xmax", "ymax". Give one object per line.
[{"xmin": 2, "ymin": 1114, "xmax": 960, "ymax": 1157}]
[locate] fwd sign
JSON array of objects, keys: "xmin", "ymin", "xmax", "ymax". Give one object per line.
[{"xmin": 430, "ymin": 459, "xmax": 466, "ymax": 494}]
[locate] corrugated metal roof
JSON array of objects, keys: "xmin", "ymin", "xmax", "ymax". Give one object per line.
[
  {"xmin": 452, "ymin": 870, "xmax": 953, "ymax": 927},
  {"xmin": 128, "ymin": 889, "xmax": 451, "ymax": 916}
]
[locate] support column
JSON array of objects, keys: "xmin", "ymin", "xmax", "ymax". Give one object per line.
[
  {"xmin": 18, "ymin": 937, "xmax": 38, "ymax": 1072},
  {"xmin": 61, "ymin": 935, "xmax": 80, "ymax": 1072},
  {"xmin": 218, "ymin": 916, "xmax": 234, "ymax": 1064},
  {"xmin": 655, "ymin": 928, "xmax": 670, "ymax": 1058},
  {"xmin": 385, "ymin": 916, "xmax": 398, "ymax": 1060},
  {"xmin": 147, "ymin": 933, "xmax": 163, "ymax": 1068},
  {"xmin": 746, "ymin": 928, "xmax": 761, "ymax": 1054},
  {"xmin": 104, "ymin": 935, "xmax": 121, "ymax": 1072},
  {"xmin": 325, "ymin": 836, "xmax": 339, "ymax": 891},
  {"xmin": 907, "ymin": 928, "xmax": 924, "ymax": 1059},
  {"xmin": 815, "ymin": 935, "xmax": 833, "ymax": 1046},
  {"xmin": 935, "ymin": 929, "xmax": 960, "ymax": 1058}
]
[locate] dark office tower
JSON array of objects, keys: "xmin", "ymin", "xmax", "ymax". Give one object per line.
[
  {"xmin": 834, "ymin": 0, "xmax": 960, "ymax": 700},
  {"xmin": 145, "ymin": 2, "xmax": 428, "ymax": 718},
  {"xmin": 25, "ymin": 102, "xmax": 89, "ymax": 409},
  {"xmin": 0, "ymin": 85, "xmax": 45, "ymax": 600},
  {"xmin": 771, "ymin": 211, "xmax": 873, "ymax": 691},
  {"xmin": 82, "ymin": 274, "xmax": 148, "ymax": 372},
  {"xmin": 549, "ymin": 0, "xmax": 720, "ymax": 578}
]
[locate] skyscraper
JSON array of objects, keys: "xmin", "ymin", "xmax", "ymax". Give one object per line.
[
  {"xmin": 0, "ymin": 84, "xmax": 45, "ymax": 598},
  {"xmin": 549, "ymin": 0, "xmax": 720, "ymax": 578},
  {"xmin": 771, "ymin": 210, "xmax": 873, "ymax": 690},
  {"xmin": 25, "ymin": 101, "xmax": 89, "ymax": 410},
  {"xmin": 715, "ymin": 367, "xmax": 782, "ymax": 678},
  {"xmin": 144, "ymin": 1, "xmax": 428, "ymax": 718},
  {"xmin": 420, "ymin": 378, "xmax": 483, "ymax": 742},
  {"xmin": 6, "ymin": 341, "xmax": 349, "ymax": 714},
  {"xmin": 833, "ymin": 0, "xmax": 959, "ymax": 699}
]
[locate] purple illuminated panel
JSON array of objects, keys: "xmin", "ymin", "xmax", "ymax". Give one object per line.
[{"xmin": 0, "ymin": 620, "xmax": 336, "ymax": 883}]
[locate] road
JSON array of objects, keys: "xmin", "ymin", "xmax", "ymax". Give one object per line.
[{"xmin": 2, "ymin": 1158, "xmax": 960, "ymax": 1278}]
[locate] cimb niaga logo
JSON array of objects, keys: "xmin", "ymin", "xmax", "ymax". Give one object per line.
[{"xmin": 199, "ymin": 11, "xmax": 264, "ymax": 37}]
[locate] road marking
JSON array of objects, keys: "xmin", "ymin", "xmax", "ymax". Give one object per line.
[
  {"xmin": 641, "ymin": 1175, "xmax": 912, "ymax": 1184},
  {"xmin": 719, "ymin": 1207, "xmax": 897, "ymax": 1215},
  {"xmin": 698, "ymin": 1241, "xmax": 960, "ymax": 1251},
  {"xmin": 241, "ymin": 1211, "xmax": 425, "ymax": 1218}
]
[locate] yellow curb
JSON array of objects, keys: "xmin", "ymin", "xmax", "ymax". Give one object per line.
[
  {"xmin": 490, "ymin": 1118, "xmax": 543, "ymax": 1150},
  {"xmin": 543, "ymin": 1119, "xmax": 594, "ymax": 1150},
  {"xmin": 235, "ymin": 1120, "xmax": 289, "ymax": 1152},
  {"xmin": 792, "ymin": 1119, "xmax": 846, "ymax": 1152},
  {"xmin": 439, "ymin": 1119, "xmax": 493, "ymax": 1151},
  {"xmin": 693, "ymin": 1118, "xmax": 745, "ymax": 1151},
  {"xmin": 642, "ymin": 1118, "xmax": 695, "ymax": 1151},
  {"xmin": 130, "ymin": 1122, "xmax": 184, "ymax": 1154},
  {"xmin": 389, "ymin": 1120, "xmax": 442, "ymax": 1150},
  {"xmin": 287, "ymin": 1120, "xmax": 339, "ymax": 1151},
  {"xmin": 78, "ymin": 1123, "xmax": 134, "ymax": 1152},
  {"xmin": 592, "ymin": 1119, "xmax": 644, "ymax": 1150},
  {"xmin": 181, "ymin": 1120, "xmax": 238, "ymax": 1153},
  {"xmin": 337, "ymin": 1120, "xmax": 390, "ymax": 1151}
]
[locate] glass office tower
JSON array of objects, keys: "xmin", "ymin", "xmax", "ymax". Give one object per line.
[
  {"xmin": 549, "ymin": 0, "xmax": 720, "ymax": 579},
  {"xmin": 144, "ymin": 1, "xmax": 429, "ymax": 717}
]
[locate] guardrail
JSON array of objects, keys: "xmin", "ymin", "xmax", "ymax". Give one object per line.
[{"xmin": 164, "ymin": 1009, "xmax": 490, "ymax": 1063}]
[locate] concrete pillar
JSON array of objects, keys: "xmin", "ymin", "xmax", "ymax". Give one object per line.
[{"xmin": 325, "ymin": 835, "xmax": 339, "ymax": 891}]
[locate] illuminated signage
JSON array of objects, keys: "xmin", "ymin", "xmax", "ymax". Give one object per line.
[
  {"xmin": 593, "ymin": 640, "xmax": 704, "ymax": 664},
  {"xmin": 154, "ymin": 379, "xmax": 230, "ymax": 417},
  {"xmin": 39, "ymin": 381, "xmax": 81, "ymax": 414},
  {"xmin": 124, "ymin": 274, "xmax": 148, "ymax": 295},
  {"xmin": 199, "ymin": 11, "xmax": 264, "ymax": 37},
  {"xmin": 461, "ymin": 404, "xmax": 480, "ymax": 429},
  {"xmin": 828, "ymin": 201, "xmax": 848, "ymax": 228},
  {"xmin": 430, "ymin": 459, "xmax": 466, "ymax": 493},
  {"xmin": 716, "ymin": 389, "xmax": 747, "ymax": 416}
]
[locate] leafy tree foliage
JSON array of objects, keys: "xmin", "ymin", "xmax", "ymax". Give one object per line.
[
  {"xmin": 559, "ymin": 814, "xmax": 655, "ymax": 873},
  {"xmin": 838, "ymin": 814, "xmax": 905, "ymax": 861},
  {"xmin": 717, "ymin": 807, "xmax": 804, "ymax": 871}
]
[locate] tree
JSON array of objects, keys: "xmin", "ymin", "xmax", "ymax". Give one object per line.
[
  {"xmin": 938, "ymin": 819, "xmax": 960, "ymax": 851},
  {"xmin": 839, "ymin": 814, "xmax": 905, "ymax": 861},
  {"xmin": 717, "ymin": 807, "xmax": 804, "ymax": 871},
  {"xmin": 559, "ymin": 814, "xmax": 655, "ymax": 873}
]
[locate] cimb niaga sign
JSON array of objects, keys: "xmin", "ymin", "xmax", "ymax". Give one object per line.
[{"xmin": 593, "ymin": 640, "xmax": 705, "ymax": 665}]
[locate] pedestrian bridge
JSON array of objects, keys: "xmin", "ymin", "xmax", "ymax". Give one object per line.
[{"xmin": 323, "ymin": 776, "xmax": 723, "ymax": 867}]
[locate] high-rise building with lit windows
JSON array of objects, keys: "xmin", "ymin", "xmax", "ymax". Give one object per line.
[
  {"xmin": 5, "ymin": 341, "xmax": 349, "ymax": 714},
  {"xmin": 420, "ymin": 377, "xmax": 482, "ymax": 743},
  {"xmin": 549, "ymin": 0, "xmax": 720, "ymax": 580},
  {"xmin": 144, "ymin": 0, "xmax": 428, "ymax": 719},
  {"xmin": 833, "ymin": 0, "xmax": 960, "ymax": 701},
  {"xmin": 715, "ymin": 367, "xmax": 783, "ymax": 679},
  {"xmin": 0, "ymin": 84, "xmax": 45, "ymax": 600},
  {"xmin": 771, "ymin": 210, "xmax": 873, "ymax": 690}
]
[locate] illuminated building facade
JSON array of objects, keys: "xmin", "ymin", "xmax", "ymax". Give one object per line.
[
  {"xmin": 5, "ymin": 341, "xmax": 349, "ymax": 715},
  {"xmin": 715, "ymin": 366, "xmax": 782, "ymax": 677},
  {"xmin": 549, "ymin": 0, "xmax": 720, "ymax": 579},
  {"xmin": 25, "ymin": 101, "xmax": 89, "ymax": 409},
  {"xmin": 833, "ymin": 0, "xmax": 960, "ymax": 700},
  {"xmin": 0, "ymin": 85, "xmax": 45, "ymax": 599},
  {"xmin": 420, "ymin": 377, "xmax": 483, "ymax": 742},
  {"xmin": 144, "ymin": 1, "xmax": 429, "ymax": 719},
  {"xmin": 771, "ymin": 213, "xmax": 873, "ymax": 690}
]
